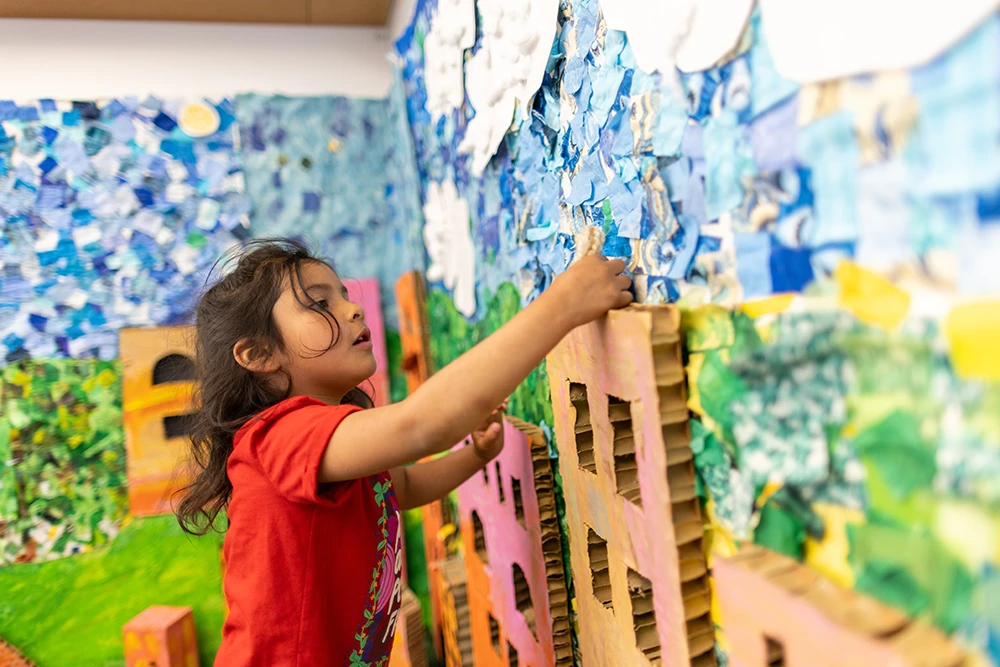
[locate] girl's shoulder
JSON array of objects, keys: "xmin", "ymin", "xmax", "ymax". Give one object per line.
[{"xmin": 233, "ymin": 395, "xmax": 349, "ymax": 445}]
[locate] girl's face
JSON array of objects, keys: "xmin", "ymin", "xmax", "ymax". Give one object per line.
[{"xmin": 270, "ymin": 261, "xmax": 376, "ymax": 403}]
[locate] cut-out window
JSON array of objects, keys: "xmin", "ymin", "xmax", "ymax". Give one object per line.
[
  {"xmin": 609, "ymin": 396, "xmax": 641, "ymax": 507},
  {"xmin": 627, "ymin": 568, "xmax": 661, "ymax": 665},
  {"xmin": 511, "ymin": 476, "xmax": 525, "ymax": 526},
  {"xmin": 686, "ymin": 612, "xmax": 715, "ymax": 661},
  {"xmin": 489, "ymin": 612, "xmax": 502, "ymax": 656},
  {"xmin": 163, "ymin": 413, "xmax": 197, "ymax": 439},
  {"xmin": 570, "ymin": 383, "xmax": 597, "ymax": 475},
  {"xmin": 512, "ymin": 563, "xmax": 536, "ymax": 637},
  {"xmin": 472, "ymin": 510, "xmax": 489, "ymax": 565},
  {"xmin": 152, "ymin": 353, "xmax": 196, "ymax": 385},
  {"xmin": 681, "ymin": 578, "xmax": 712, "ymax": 623},
  {"xmin": 678, "ymin": 542, "xmax": 707, "ymax": 582},
  {"xmin": 496, "ymin": 461, "xmax": 505, "ymax": 504},
  {"xmin": 671, "ymin": 498, "xmax": 703, "ymax": 546},
  {"xmin": 570, "ymin": 382, "xmax": 590, "ymax": 429},
  {"xmin": 575, "ymin": 430, "xmax": 597, "ymax": 474},
  {"xmin": 508, "ymin": 641, "xmax": 520, "ymax": 667},
  {"xmin": 587, "ymin": 528, "xmax": 613, "ymax": 610},
  {"xmin": 607, "ymin": 395, "xmax": 631, "ymax": 424},
  {"xmin": 766, "ymin": 636, "xmax": 785, "ymax": 666}
]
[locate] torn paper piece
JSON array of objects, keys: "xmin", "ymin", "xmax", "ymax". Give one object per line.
[
  {"xmin": 423, "ymin": 0, "xmax": 476, "ymax": 119},
  {"xmin": 423, "ymin": 179, "xmax": 477, "ymax": 316},
  {"xmin": 459, "ymin": 0, "xmax": 560, "ymax": 175},
  {"xmin": 759, "ymin": 0, "xmax": 1000, "ymax": 84},
  {"xmin": 600, "ymin": 0, "xmax": 755, "ymax": 74}
]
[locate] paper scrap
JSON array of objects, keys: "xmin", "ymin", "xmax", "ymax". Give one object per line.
[
  {"xmin": 759, "ymin": 0, "xmax": 1000, "ymax": 83},
  {"xmin": 423, "ymin": 0, "xmax": 477, "ymax": 119},
  {"xmin": 748, "ymin": 9, "xmax": 800, "ymax": 117},
  {"xmin": 423, "ymin": 179, "xmax": 477, "ymax": 317},
  {"xmin": 600, "ymin": 0, "xmax": 755, "ymax": 74},
  {"xmin": 834, "ymin": 260, "xmax": 910, "ymax": 330},
  {"xmin": 854, "ymin": 159, "xmax": 914, "ymax": 274},
  {"xmin": 796, "ymin": 110, "xmax": 860, "ymax": 247},
  {"xmin": 734, "ymin": 231, "xmax": 773, "ymax": 299},
  {"xmin": 703, "ymin": 109, "xmax": 754, "ymax": 221},
  {"xmin": 459, "ymin": 0, "xmax": 560, "ymax": 175}
]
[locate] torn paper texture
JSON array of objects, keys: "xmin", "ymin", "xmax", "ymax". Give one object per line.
[
  {"xmin": 759, "ymin": 0, "xmax": 1000, "ymax": 83},
  {"xmin": 423, "ymin": 179, "xmax": 477, "ymax": 316},
  {"xmin": 600, "ymin": 0, "xmax": 755, "ymax": 74},
  {"xmin": 424, "ymin": 0, "xmax": 477, "ymax": 119},
  {"xmin": 459, "ymin": 0, "xmax": 560, "ymax": 175}
]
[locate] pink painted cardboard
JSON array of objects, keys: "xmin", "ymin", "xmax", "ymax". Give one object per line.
[
  {"xmin": 456, "ymin": 419, "xmax": 558, "ymax": 666},
  {"xmin": 345, "ymin": 277, "xmax": 391, "ymax": 407}
]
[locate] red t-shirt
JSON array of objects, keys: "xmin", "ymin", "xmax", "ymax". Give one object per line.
[{"xmin": 216, "ymin": 396, "xmax": 403, "ymax": 667}]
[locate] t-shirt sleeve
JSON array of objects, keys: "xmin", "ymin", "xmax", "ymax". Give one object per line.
[{"xmin": 246, "ymin": 402, "xmax": 364, "ymax": 505}]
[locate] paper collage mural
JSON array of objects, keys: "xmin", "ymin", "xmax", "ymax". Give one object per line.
[
  {"xmin": 395, "ymin": 0, "xmax": 1000, "ymax": 664},
  {"xmin": 1, "ymin": 0, "xmax": 998, "ymax": 664},
  {"xmin": 0, "ymin": 89, "xmax": 425, "ymax": 664}
]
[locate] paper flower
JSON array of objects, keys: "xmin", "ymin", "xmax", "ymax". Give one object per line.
[
  {"xmin": 423, "ymin": 0, "xmax": 477, "ymax": 119},
  {"xmin": 423, "ymin": 180, "xmax": 477, "ymax": 317},
  {"xmin": 600, "ymin": 0, "xmax": 755, "ymax": 75},
  {"xmin": 458, "ymin": 0, "xmax": 560, "ymax": 175}
]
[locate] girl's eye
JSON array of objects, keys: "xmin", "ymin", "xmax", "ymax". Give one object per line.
[{"xmin": 316, "ymin": 300, "xmax": 329, "ymax": 310}]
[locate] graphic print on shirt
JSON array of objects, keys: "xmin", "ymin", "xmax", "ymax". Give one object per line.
[{"xmin": 350, "ymin": 474, "xmax": 403, "ymax": 667}]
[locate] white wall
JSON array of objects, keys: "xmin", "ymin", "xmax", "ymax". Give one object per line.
[{"xmin": 0, "ymin": 18, "xmax": 395, "ymax": 101}]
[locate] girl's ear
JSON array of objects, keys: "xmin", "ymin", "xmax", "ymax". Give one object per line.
[{"xmin": 233, "ymin": 338, "xmax": 282, "ymax": 374}]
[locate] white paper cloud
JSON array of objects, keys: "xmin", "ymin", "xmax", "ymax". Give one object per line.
[
  {"xmin": 759, "ymin": 0, "xmax": 1000, "ymax": 83},
  {"xmin": 423, "ymin": 179, "xmax": 477, "ymax": 317},
  {"xmin": 423, "ymin": 0, "xmax": 477, "ymax": 119},
  {"xmin": 600, "ymin": 0, "xmax": 755, "ymax": 75},
  {"xmin": 458, "ymin": 0, "xmax": 560, "ymax": 175}
]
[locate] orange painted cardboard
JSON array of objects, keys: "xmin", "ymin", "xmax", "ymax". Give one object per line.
[
  {"xmin": 546, "ymin": 305, "xmax": 715, "ymax": 666},
  {"xmin": 394, "ymin": 271, "xmax": 432, "ymax": 394},
  {"xmin": 122, "ymin": 605, "xmax": 198, "ymax": 667},
  {"xmin": 439, "ymin": 558, "xmax": 474, "ymax": 667},
  {"xmin": 0, "ymin": 636, "xmax": 35, "ymax": 667},
  {"xmin": 396, "ymin": 270, "xmax": 446, "ymax": 659},
  {"xmin": 120, "ymin": 326, "xmax": 197, "ymax": 517}
]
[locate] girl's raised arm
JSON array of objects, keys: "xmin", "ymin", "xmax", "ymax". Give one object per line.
[{"xmin": 318, "ymin": 255, "xmax": 632, "ymax": 483}]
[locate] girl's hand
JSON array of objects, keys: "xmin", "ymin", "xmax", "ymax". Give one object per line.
[
  {"xmin": 548, "ymin": 254, "xmax": 633, "ymax": 328},
  {"xmin": 470, "ymin": 400, "xmax": 508, "ymax": 463}
]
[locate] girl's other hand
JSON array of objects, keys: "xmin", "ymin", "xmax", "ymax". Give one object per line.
[
  {"xmin": 548, "ymin": 254, "xmax": 633, "ymax": 328},
  {"xmin": 470, "ymin": 399, "xmax": 508, "ymax": 463}
]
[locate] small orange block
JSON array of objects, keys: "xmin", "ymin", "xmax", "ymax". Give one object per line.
[{"xmin": 123, "ymin": 606, "xmax": 199, "ymax": 667}]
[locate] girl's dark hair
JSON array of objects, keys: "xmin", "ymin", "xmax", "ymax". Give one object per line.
[{"xmin": 175, "ymin": 238, "xmax": 373, "ymax": 535}]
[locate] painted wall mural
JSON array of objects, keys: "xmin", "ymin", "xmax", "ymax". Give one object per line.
[
  {"xmin": 395, "ymin": 0, "xmax": 1000, "ymax": 663},
  {"xmin": 0, "ymin": 97, "xmax": 250, "ymax": 363},
  {"xmin": 234, "ymin": 87, "xmax": 426, "ymax": 330}
]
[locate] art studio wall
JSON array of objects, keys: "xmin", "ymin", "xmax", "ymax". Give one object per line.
[{"xmin": 394, "ymin": 0, "xmax": 1000, "ymax": 663}]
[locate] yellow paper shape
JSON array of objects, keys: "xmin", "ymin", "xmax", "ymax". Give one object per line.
[
  {"xmin": 741, "ymin": 293, "xmax": 795, "ymax": 319},
  {"xmin": 804, "ymin": 502, "xmax": 864, "ymax": 588},
  {"xmin": 945, "ymin": 300, "xmax": 1000, "ymax": 381},
  {"xmin": 835, "ymin": 261, "xmax": 910, "ymax": 329},
  {"xmin": 178, "ymin": 102, "xmax": 220, "ymax": 138}
]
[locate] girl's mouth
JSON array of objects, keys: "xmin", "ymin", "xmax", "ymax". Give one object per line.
[{"xmin": 353, "ymin": 327, "xmax": 372, "ymax": 348}]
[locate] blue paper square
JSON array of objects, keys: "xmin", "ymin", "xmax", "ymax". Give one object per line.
[{"xmin": 770, "ymin": 242, "xmax": 814, "ymax": 292}]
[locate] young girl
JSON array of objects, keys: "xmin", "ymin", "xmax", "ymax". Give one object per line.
[{"xmin": 176, "ymin": 238, "xmax": 632, "ymax": 666}]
